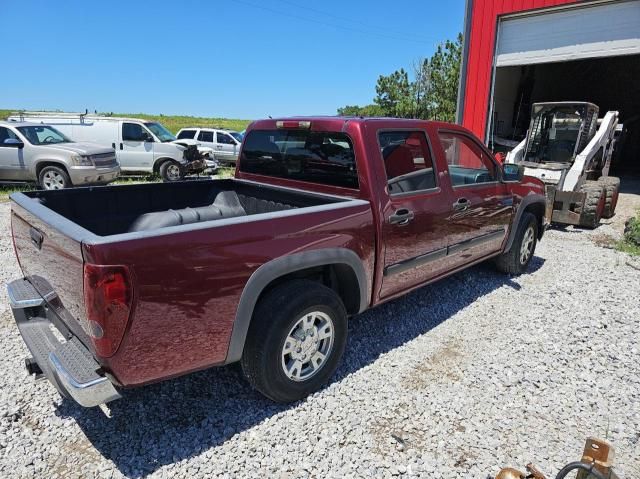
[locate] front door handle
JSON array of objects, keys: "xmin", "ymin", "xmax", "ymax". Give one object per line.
[
  {"xmin": 119, "ymin": 143, "xmax": 123, "ymax": 150},
  {"xmin": 453, "ymin": 197, "xmax": 470, "ymax": 211},
  {"xmin": 389, "ymin": 208, "xmax": 414, "ymax": 226}
]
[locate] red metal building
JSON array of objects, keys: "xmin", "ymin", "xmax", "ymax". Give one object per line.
[{"xmin": 457, "ymin": 0, "xmax": 640, "ymax": 172}]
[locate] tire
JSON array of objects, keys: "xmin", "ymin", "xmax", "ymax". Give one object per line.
[
  {"xmin": 598, "ymin": 176, "xmax": 620, "ymax": 219},
  {"xmin": 241, "ymin": 279, "xmax": 348, "ymax": 403},
  {"xmin": 38, "ymin": 165, "xmax": 71, "ymax": 190},
  {"xmin": 576, "ymin": 181, "xmax": 605, "ymax": 228},
  {"xmin": 159, "ymin": 160, "xmax": 184, "ymax": 182},
  {"xmin": 494, "ymin": 212, "xmax": 538, "ymax": 275}
]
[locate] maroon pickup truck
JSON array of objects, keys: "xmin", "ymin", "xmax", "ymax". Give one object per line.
[{"xmin": 7, "ymin": 117, "xmax": 547, "ymax": 407}]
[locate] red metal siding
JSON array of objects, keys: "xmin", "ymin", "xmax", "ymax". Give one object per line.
[{"xmin": 461, "ymin": 0, "xmax": 581, "ymax": 140}]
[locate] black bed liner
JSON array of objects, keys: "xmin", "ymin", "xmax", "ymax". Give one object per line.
[{"xmin": 23, "ymin": 178, "xmax": 347, "ymax": 236}]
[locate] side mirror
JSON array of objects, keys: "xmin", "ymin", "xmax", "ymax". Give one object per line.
[
  {"xmin": 3, "ymin": 138, "xmax": 24, "ymax": 149},
  {"xmin": 502, "ymin": 163, "xmax": 524, "ymax": 182},
  {"xmin": 142, "ymin": 132, "xmax": 154, "ymax": 142}
]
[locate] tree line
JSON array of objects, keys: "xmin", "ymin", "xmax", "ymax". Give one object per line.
[{"xmin": 338, "ymin": 33, "xmax": 463, "ymax": 122}]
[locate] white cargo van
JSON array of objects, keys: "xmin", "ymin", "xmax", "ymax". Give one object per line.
[{"xmin": 8, "ymin": 113, "xmax": 216, "ymax": 182}]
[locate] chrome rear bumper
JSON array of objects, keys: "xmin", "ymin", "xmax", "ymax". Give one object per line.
[{"xmin": 7, "ymin": 278, "xmax": 121, "ymax": 408}]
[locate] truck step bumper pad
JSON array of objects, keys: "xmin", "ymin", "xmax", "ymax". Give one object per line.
[
  {"xmin": 16, "ymin": 318, "xmax": 121, "ymax": 407},
  {"xmin": 8, "ymin": 280, "xmax": 122, "ymax": 407},
  {"xmin": 7, "ymin": 278, "xmax": 44, "ymax": 309}
]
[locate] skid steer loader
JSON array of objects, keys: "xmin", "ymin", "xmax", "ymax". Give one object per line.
[{"xmin": 505, "ymin": 102, "xmax": 621, "ymax": 228}]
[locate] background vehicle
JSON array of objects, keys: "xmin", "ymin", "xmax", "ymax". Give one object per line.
[
  {"xmin": 7, "ymin": 117, "xmax": 546, "ymax": 407},
  {"xmin": 8, "ymin": 113, "xmax": 215, "ymax": 182},
  {"xmin": 0, "ymin": 121, "xmax": 119, "ymax": 190},
  {"xmin": 506, "ymin": 102, "xmax": 621, "ymax": 228},
  {"xmin": 176, "ymin": 127, "xmax": 243, "ymax": 166}
]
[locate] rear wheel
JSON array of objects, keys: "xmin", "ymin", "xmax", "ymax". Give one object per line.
[
  {"xmin": 241, "ymin": 280, "xmax": 347, "ymax": 403},
  {"xmin": 494, "ymin": 212, "xmax": 538, "ymax": 275},
  {"xmin": 38, "ymin": 165, "xmax": 71, "ymax": 190},
  {"xmin": 598, "ymin": 176, "xmax": 620, "ymax": 219},
  {"xmin": 159, "ymin": 161, "xmax": 184, "ymax": 182},
  {"xmin": 576, "ymin": 181, "xmax": 605, "ymax": 228}
]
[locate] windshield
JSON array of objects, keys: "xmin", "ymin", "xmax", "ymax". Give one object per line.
[
  {"xmin": 17, "ymin": 125, "xmax": 72, "ymax": 145},
  {"xmin": 145, "ymin": 122, "xmax": 176, "ymax": 142},
  {"xmin": 525, "ymin": 106, "xmax": 585, "ymax": 164},
  {"xmin": 230, "ymin": 131, "xmax": 244, "ymax": 142}
]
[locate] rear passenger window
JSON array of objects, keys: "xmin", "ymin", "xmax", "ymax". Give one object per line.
[
  {"xmin": 198, "ymin": 131, "xmax": 214, "ymax": 142},
  {"xmin": 177, "ymin": 130, "xmax": 196, "ymax": 139},
  {"xmin": 217, "ymin": 133, "xmax": 235, "ymax": 144},
  {"xmin": 379, "ymin": 131, "xmax": 437, "ymax": 194},
  {"xmin": 437, "ymin": 132, "xmax": 497, "ymax": 186}
]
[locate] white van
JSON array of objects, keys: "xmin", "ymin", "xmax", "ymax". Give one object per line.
[{"xmin": 8, "ymin": 113, "xmax": 216, "ymax": 182}]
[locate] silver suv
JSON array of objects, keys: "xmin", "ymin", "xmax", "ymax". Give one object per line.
[
  {"xmin": 176, "ymin": 128, "xmax": 243, "ymax": 166},
  {"xmin": 0, "ymin": 121, "xmax": 119, "ymax": 189}
]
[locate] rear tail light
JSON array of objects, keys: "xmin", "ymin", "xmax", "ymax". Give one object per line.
[
  {"xmin": 83, "ymin": 264, "xmax": 133, "ymax": 358},
  {"xmin": 276, "ymin": 120, "xmax": 311, "ymax": 129}
]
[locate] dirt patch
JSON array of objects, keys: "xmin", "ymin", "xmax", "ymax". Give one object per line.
[{"xmin": 403, "ymin": 341, "xmax": 464, "ymax": 389}]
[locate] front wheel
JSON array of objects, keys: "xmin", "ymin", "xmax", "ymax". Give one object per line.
[
  {"xmin": 241, "ymin": 280, "xmax": 347, "ymax": 403},
  {"xmin": 494, "ymin": 212, "xmax": 538, "ymax": 275},
  {"xmin": 159, "ymin": 161, "xmax": 184, "ymax": 182},
  {"xmin": 39, "ymin": 165, "xmax": 71, "ymax": 190}
]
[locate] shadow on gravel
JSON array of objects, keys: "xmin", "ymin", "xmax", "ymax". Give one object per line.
[{"xmin": 54, "ymin": 257, "xmax": 544, "ymax": 478}]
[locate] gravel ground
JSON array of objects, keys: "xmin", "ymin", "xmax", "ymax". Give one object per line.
[{"xmin": 0, "ymin": 184, "xmax": 639, "ymax": 479}]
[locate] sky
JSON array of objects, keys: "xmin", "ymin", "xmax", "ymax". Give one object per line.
[{"xmin": 0, "ymin": 0, "xmax": 465, "ymax": 119}]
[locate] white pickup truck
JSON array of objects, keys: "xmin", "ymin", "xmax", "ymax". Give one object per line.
[{"xmin": 8, "ymin": 113, "xmax": 216, "ymax": 182}]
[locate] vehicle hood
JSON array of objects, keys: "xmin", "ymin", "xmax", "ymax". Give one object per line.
[
  {"xmin": 43, "ymin": 142, "xmax": 114, "ymax": 155},
  {"xmin": 172, "ymin": 139, "xmax": 198, "ymax": 148},
  {"xmin": 172, "ymin": 139, "xmax": 214, "ymax": 156}
]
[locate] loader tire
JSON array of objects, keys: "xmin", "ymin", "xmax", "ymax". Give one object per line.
[
  {"xmin": 576, "ymin": 181, "xmax": 605, "ymax": 229},
  {"xmin": 598, "ymin": 176, "xmax": 620, "ymax": 219}
]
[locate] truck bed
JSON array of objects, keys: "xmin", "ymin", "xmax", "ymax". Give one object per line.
[
  {"xmin": 10, "ymin": 178, "xmax": 374, "ymax": 387},
  {"xmin": 20, "ymin": 178, "xmax": 347, "ymax": 236}
]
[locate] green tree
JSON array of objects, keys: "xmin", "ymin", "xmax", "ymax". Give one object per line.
[
  {"xmin": 426, "ymin": 33, "xmax": 463, "ymax": 122},
  {"xmin": 336, "ymin": 104, "xmax": 384, "ymax": 117},
  {"xmin": 373, "ymin": 68, "xmax": 414, "ymax": 118}
]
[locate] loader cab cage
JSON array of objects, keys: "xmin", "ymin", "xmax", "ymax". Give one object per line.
[{"xmin": 524, "ymin": 102, "xmax": 599, "ymax": 165}]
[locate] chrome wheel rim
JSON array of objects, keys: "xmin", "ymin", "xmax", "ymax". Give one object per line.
[
  {"xmin": 42, "ymin": 171, "xmax": 65, "ymax": 190},
  {"xmin": 166, "ymin": 164, "xmax": 181, "ymax": 181},
  {"xmin": 520, "ymin": 226, "xmax": 535, "ymax": 265},
  {"xmin": 281, "ymin": 311, "xmax": 334, "ymax": 382}
]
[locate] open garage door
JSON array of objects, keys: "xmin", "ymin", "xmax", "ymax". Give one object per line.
[
  {"xmin": 489, "ymin": 1, "xmax": 640, "ymax": 175},
  {"xmin": 496, "ymin": 0, "xmax": 640, "ymax": 66}
]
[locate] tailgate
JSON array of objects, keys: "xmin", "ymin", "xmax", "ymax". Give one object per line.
[{"xmin": 10, "ymin": 200, "xmax": 90, "ymax": 344}]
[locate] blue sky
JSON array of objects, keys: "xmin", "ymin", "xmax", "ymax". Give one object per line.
[{"xmin": 0, "ymin": 0, "xmax": 465, "ymax": 119}]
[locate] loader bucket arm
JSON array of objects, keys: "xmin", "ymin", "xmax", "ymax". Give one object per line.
[{"xmin": 562, "ymin": 111, "xmax": 619, "ymax": 192}]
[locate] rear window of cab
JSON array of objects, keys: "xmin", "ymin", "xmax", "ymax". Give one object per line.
[{"xmin": 240, "ymin": 129, "xmax": 358, "ymax": 189}]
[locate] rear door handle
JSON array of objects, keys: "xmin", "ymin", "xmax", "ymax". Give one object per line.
[
  {"xmin": 389, "ymin": 208, "xmax": 414, "ymax": 226},
  {"xmin": 453, "ymin": 197, "xmax": 470, "ymax": 211}
]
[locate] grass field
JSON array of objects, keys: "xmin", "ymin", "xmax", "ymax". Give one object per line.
[{"xmin": 0, "ymin": 109, "xmax": 252, "ymax": 134}]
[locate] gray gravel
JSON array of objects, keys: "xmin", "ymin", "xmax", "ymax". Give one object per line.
[{"xmin": 0, "ymin": 198, "xmax": 639, "ymax": 479}]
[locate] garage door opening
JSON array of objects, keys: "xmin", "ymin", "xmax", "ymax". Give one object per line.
[{"xmin": 489, "ymin": 54, "xmax": 640, "ymax": 176}]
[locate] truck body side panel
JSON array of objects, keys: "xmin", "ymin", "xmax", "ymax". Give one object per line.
[{"xmin": 84, "ymin": 203, "xmax": 375, "ymax": 387}]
